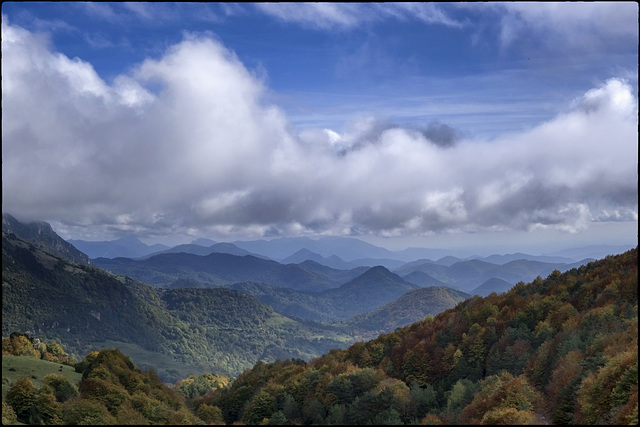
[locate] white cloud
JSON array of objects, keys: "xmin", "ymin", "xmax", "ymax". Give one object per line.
[
  {"xmin": 2, "ymin": 19, "xmax": 637, "ymax": 243},
  {"xmin": 494, "ymin": 2, "xmax": 638, "ymax": 51}
]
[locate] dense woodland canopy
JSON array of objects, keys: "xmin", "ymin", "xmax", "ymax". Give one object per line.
[{"xmin": 3, "ymin": 247, "xmax": 637, "ymax": 425}]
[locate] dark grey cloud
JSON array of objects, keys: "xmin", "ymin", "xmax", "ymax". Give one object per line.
[{"xmin": 420, "ymin": 120, "xmax": 460, "ymax": 147}]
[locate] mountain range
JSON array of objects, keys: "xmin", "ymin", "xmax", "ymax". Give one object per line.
[
  {"xmin": 229, "ymin": 265, "xmax": 422, "ymax": 325},
  {"xmin": 1, "ymin": 230, "xmax": 354, "ymax": 382},
  {"xmin": 91, "ymin": 247, "xmax": 596, "ymax": 297},
  {"xmin": 2, "ymin": 212, "xmax": 637, "ymax": 425},
  {"xmin": 1, "ymin": 215, "xmax": 468, "ymax": 382},
  {"xmin": 63, "ymin": 230, "xmax": 635, "ymax": 263},
  {"xmin": 1, "ymin": 213, "xmax": 636, "ymax": 380}
]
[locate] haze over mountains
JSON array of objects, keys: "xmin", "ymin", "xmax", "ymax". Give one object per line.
[
  {"xmin": 1, "ymin": 212, "xmax": 636, "ymax": 383},
  {"xmin": 89, "ymin": 240, "xmax": 601, "ymax": 298},
  {"xmin": 68, "ymin": 230, "xmax": 632, "ymax": 265}
]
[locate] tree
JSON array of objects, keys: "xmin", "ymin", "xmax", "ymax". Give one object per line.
[
  {"xmin": 480, "ymin": 407, "xmax": 536, "ymax": 425},
  {"xmin": 32, "ymin": 389, "xmax": 63, "ymax": 425},
  {"xmin": 43, "ymin": 373, "xmax": 79, "ymax": 402},
  {"xmin": 62, "ymin": 397, "xmax": 117, "ymax": 425},
  {"xmin": 281, "ymin": 392, "xmax": 301, "ymax": 422},
  {"xmin": 242, "ymin": 390, "xmax": 277, "ymax": 425},
  {"xmin": 6, "ymin": 377, "xmax": 37, "ymax": 422},
  {"xmin": 268, "ymin": 410, "xmax": 288, "ymax": 425},
  {"xmin": 2, "ymin": 401, "xmax": 18, "ymax": 425},
  {"xmin": 302, "ymin": 397, "xmax": 326, "ymax": 425},
  {"xmin": 197, "ymin": 403, "xmax": 225, "ymax": 424},
  {"xmin": 460, "ymin": 373, "xmax": 541, "ymax": 424}
]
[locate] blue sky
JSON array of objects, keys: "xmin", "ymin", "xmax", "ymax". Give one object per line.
[{"xmin": 2, "ymin": 3, "xmax": 638, "ymax": 254}]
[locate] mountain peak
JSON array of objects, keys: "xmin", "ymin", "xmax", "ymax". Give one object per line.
[
  {"xmin": 342, "ymin": 265, "xmax": 416, "ymax": 291},
  {"xmin": 2, "ymin": 212, "xmax": 91, "ymax": 265}
]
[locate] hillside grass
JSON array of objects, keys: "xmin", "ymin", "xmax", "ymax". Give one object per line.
[{"xmin": 1, "ymin": 355, "xmax": 82, "ymax": 399}]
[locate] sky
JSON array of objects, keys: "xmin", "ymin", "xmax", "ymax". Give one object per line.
[{"xmin": 2, "ymin": 2, "xmax": 638, "ymax": 255}]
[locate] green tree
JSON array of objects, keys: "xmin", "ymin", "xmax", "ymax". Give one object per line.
[
  {"xmin": 409, "ymin": 382, "xmax": 438, "ymax": 420},
  {"xmin": 268, "ymin": 410, "xmax": 288, "ymax": 425},
  {"xmin": 326, "ymin": 404, "xmax": 347, "ymax": 425},
  {"xmin": 281, "ymin": 392, "xmax": 301, "ymax": 422},
  {"xmin": 43, "ymin": 373, "xmax": 79, "ymax": 402},
  {"xmin": 62, "ymin": 397, "xmax": 117, "ymax": 425},
  {"xmin": 32, "ymin": 388, "xmax": 63, "ymax": 425},
  {"xmin": 6, "ymin": 377, "xmax": 37, "ymax": 422},
  {"xmin": 242, "ymin": 390, "xmax": 277, "ymax": 425},
  {"xmin": 197, "ymin": 403, "xmax": 224, "ymax": 424}
]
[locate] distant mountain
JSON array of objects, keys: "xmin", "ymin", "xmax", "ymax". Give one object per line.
[
  {"xmin": 479, "ymin": 252, "xmax": 576, "ymax": 265},
  {"xmin": 349, "ymin": 257, "xmax": 408, "ymax": 270},
  {"xmin": 68, "ymin": 236, "xmax": 169, "ymax": 259},
  {"xmin": 2, "ymin": 213, "xmax": 91, "ymax": 265},
  {"xmin": 232, "ymin": 266, "xmax": 422, "ymax": 323},
  {"xmin": 295, "ymin": 260, "xmax": 369, "ymax": 286},
  {"xmin": 471, "ymin": 277, "xmax": 514, "ymax": 296},
  {"xmin": 2, "ymin": 231, "xmax": 354, "ymax": 382},
  {"xmin": 394, "ymin": 257, "xmax": 595, "ymax": 292},
  {"xmin": 445, "ymin": 259, "xmax": 499, "ymax": 289},
  {"xmin": 281, "ymin": 248, "xmax": 357, "ymax": 270},
  {"xmin": 143, "ymin": 243, "xmax": 214, "ymax": 257},
  {"xmin": 401, "ymin": 270, "xmax": 448, "ymax": 288},
  {"xmin": 191, "ymin": 237, "xmax": 217, "ymax": 246},
  {"xmin": 543, "ymin": 244, "xmax": 636, "ymax": 261},
  {"xmin": 434, "ymin": 255, "xmax": 464, "ymax": 266},
  {"xmin": 233, "ymin": 236, "xmax": 398, "ymax": 261},
  {"xmin": 344, "ymin": 286, "xmax": 471, "ymax": 340},
  {"xmin": 322, "ymin": 266, "xmax": 418, "ymax": 311},
  {"xmin": 393, "ymin": 246, "xmax": 456, "ymax": 262},
  {"xmin": 93, "ymin": 252, "xmax": 362, "ymax": 291},
  {"xmin": 143, "ymin": 242, "xmax": 266, "ymax": 259}
]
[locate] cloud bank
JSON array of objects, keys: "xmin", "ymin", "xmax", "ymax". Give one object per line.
[{"xmin": 2, "ymin": 19, "xmax": 637, "ymax": 242}]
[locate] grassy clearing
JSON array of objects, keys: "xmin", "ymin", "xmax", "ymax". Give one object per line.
[{"xmin": 2, "ymin": 355, "xmax": 82, "ymax": 399}]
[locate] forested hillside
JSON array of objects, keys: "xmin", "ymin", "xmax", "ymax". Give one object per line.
[
  {"xmin": 2, "ymin": 213, "xmax": 91, "ymax": 266},
  {"xmin": 3, "ymin": 246, "xmax": 637, "ymax": 425},
  {"xmin": 2, "ymin": 339, "xmax": 203, "ymax": 425},
  {"xmin": 1, "ymin": 231, "xmax": 353, "ymax": 382},
  {"xmin": 202, "ymin": 247, "xmax": 638, "ymax": 425}
]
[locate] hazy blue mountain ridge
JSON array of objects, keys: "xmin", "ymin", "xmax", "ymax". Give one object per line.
[
  {"xmin": 141, "ymin": 242, "xmax": 267, "ymax": 260},
  {"xmin": 394, "ymin": 257, "xmax": 596, "ymax": 292},
  {"xmin": 68, "ymin": 236, "xmax": 169, "ymax": 259},
  {"xmin": 471, "ymin": 277, "xmax": 514, "ymax": 297},
  {"xmin": 93, "ymin": 252, "xmax": 365, "ymax": 291},
  {"xmin": 281, "ymin": 248, "xmax": 358, "ymax": 269}
]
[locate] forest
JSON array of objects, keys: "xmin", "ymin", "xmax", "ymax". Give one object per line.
[{"xmin": 2, "ymin": 247, "xmax": 637, "ymax": 425}]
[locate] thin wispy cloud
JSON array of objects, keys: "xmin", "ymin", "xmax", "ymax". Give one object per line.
[{"xmin": 255, "ymin": 3, "xmax": 464, "ymax": 30}]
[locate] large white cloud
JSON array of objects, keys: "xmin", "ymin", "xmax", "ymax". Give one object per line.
[{"xmin": 2, "ymin": 19, "xmax": 637, "ymax": 242}]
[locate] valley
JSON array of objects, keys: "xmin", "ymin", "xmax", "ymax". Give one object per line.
[
  {"xmin": 1, "ymin": 213, "xmax": 637, "ymax": 425},
  {"xmin": 2, "ymin": 213, "xmax": 632, "ymax": 382}
]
